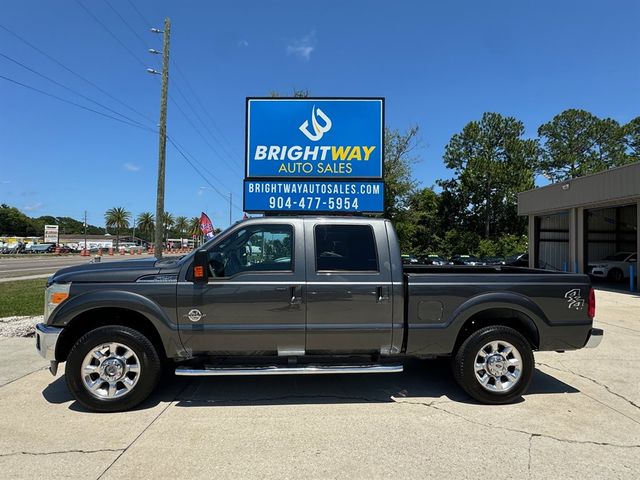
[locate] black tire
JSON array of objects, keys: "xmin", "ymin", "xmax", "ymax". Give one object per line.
[
  {"xmin": 608, "ymin": 268, "xmax": 623, "ymax": 282},
  {"xmin": 65, "ymin": 325, "xmax": 162, "ymax": 412},
  {"xmin": 452, "ymin": 326, "xmax": 534, "ymax": 404}
]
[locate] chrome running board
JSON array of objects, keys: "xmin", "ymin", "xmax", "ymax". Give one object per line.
[{"xmin": 174, "ymin": 364, "xmax": 403, "ymax": 377}]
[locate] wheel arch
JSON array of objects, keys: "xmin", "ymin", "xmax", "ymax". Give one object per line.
[
  {"xmin": 450, "ymin": 293, "xmax": 544, "ymax": 352},
  {"xmin": 51, "ymin": 290, "xmax": 181, "ymax": 362}
]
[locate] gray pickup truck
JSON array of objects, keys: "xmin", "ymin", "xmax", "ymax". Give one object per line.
[{"xmin": 36, "ymin": 216, "xmax": 602, "ymax": 412}]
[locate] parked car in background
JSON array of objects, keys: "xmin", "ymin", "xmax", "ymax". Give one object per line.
[
  {"xmin": 423, "ymin": 254, "xmax": 452, "ymax": 265},
  {"xmin": 588, "ymin": 252, "xmax": 637, "ymax": 282},
  {"xmin": 27, "ymin": 244, "xmax": 56, "ymax": 254},
  {"xmin": 450, "ymin": 255, "xmax": 486, "ymax": 266},
  {"xmin": 401, "ymin": 254, "xmax": 420, "ymax": 265},
  {"xmin": 505, "ymin": 253, "xmax": 529, "ymax": 267},
  {"xmin": 482, "ymin": 256, "xmax": 506, "ymax": 266}
]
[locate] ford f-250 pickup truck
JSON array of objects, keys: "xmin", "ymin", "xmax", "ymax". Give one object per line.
[{"xmin": 35, "ymin": 216, "xmax": 602, "ymax": 412}]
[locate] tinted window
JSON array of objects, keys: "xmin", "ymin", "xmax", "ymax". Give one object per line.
[
  {"xmin": 208, "ymin": 225, "xmax": 293, "ymax": 277},
  {"xmin": 315, "ymin": 224, "xmax": 378, "ymax": 271}
]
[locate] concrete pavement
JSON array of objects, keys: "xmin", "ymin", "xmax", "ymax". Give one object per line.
[{"xmin": 0, "ymin": 289, "xmax": 638, "ymax": 479}]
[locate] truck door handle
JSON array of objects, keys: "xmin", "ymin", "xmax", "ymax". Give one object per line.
[
  {"xmin": 290, "ymin": 286, "xmax": 302, "ymax": 305},
  {"xmin": 376, "ymin": 286, "xmax": 389, "ymax": 303}
]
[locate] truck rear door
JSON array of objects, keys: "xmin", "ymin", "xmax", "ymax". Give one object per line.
[{"xmin": 303, "ymin": 219, "xmax": 393, "ymax": 354}]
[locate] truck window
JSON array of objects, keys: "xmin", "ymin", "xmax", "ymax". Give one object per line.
[
  {"xmin": 208, "ymin": 224, "xmax": 293, "ymax": 277},
  {"xmin": 314, "ymin": 224, "xmax": 378, "ymax": 272}
]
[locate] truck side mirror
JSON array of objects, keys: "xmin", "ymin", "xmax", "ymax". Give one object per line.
[{"xmin": 193, "ymin": 249, "xmax": 209, "ymax": 284}]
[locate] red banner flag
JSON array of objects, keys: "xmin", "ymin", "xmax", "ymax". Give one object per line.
[{"xmin": 199, "ymin": 212, "xmax": 215, "ymax": 239}]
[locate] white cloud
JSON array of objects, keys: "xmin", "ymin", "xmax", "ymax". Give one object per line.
[
  {"xmin": 23, "ymin": 202, "xmax": 43, "ymax": 212},
  {"xmin": 286, "ymin": 31, "xmax": 316, "ymax": 61},
  {"xmin": 0, "ymin": 180, "xmax": 10, "ymax": 184},
  {"xmin": 123, "ymin": 163, "xmax": 140, "ymax": 172},
  {"xmin": 237, "ymin": 40, "xmax": 249, "ymax": 47}
]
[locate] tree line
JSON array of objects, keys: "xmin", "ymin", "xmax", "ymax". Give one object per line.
[
  {"xmin": 386, "ymin": 109, "xmax": 639, "ymax": 258},
  {"xmin": 0, "ymin": 204, "xmax": 220, "ymax": 247}
]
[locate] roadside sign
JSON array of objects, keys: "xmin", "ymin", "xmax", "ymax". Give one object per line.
[
  {"xmin": 244, "ymin": 180, "xmax": 384, "ymax": 213},
  {"xmin": 44, "ymin": 225, "xmax": 59, "ymax": 244},
  {"xmin": 244, "ymin": 97, "xmax": 384, "ymax": 213}
]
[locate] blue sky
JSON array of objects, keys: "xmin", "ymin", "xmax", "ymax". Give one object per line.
[{"xmin": 1, "ymin": 0, "xmax": 638, "ymax": 228}]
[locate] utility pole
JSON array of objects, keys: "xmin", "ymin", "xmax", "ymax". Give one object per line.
[{"xmin": 148, "ymin": 18, "xmax": 171, "ymax": 260}]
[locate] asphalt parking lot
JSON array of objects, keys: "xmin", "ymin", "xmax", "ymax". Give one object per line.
[{"xmin": 0, "ymin": 289, "xmax": 638, "ymax": 480}]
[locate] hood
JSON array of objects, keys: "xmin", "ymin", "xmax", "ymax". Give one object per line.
[{"xmin": 52, "ymin": 259, "xmax": 161, "ymax": 283}]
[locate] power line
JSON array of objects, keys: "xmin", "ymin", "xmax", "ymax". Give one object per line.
[
  {"xmin": 0, "ymin": 22, "xmax": 155, "ymax": 125},
  {"xmin": 126, "ymin": 0, "xmax": 154, "ymax": 28},
  {"xmin": 104, "ymin": 0, "xmax": 152, "ymax": 51},
  {"xmin": 0, "ymin": 51, "xmax": 150, "ymax": 129},
  {"xmin": 168, "ymin": 87, "xmax": 243, "ymax": 175},
  {"xmin": 74, "ymin": 0, "xmax": 148, "ymax": 69},
  {"xmin": 167, "ymin": 135, "xmax": 242, "ymax": 211},
  {"xmin": 0, "ymin": 73, "xmax": 156, "ymax": 132},
  {"xmin": 171, "ymin": 61, "xmax": 243, "ymax": 161}
]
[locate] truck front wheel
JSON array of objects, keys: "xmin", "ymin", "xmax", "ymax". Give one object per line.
[
  {"xmin": 65, "ymin": 326, "xmax": 162, "ymax": 412},
  {"xmin": 453, "ymin": 326, "xmax": 534, "ymax": 404}
]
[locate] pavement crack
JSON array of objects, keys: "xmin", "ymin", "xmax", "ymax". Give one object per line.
[
  {"xmin": 527, "ymin": 434, "xmax": 533, "ymax": 479},
  {"xmin": 0, "ymin": 366, "xmax": 48, "ymax": 388},
  {"xmin": 411, "ymin": 401, "xmax": 640, "ymax": 449},
  {"xmin": 537, "ymin": 361, "xmax": 640, "ymax": 411},
  {"xmin": 95, "ymin": 380, "xmax": 192, "ymax": 480},
  {"xmin": 0, "ymin": 448, "xmax": 123, "ymax": 458}
]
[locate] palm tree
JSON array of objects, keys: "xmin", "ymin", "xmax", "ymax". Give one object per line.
[
  {"xmin": 188, "ymin": 216, "xmax": 201, "ymax": 247},
  {"xmin": 136, "ymin": 212, "xmax": 154, "ymax": 242},
  {"xmin": 162, "ymin": 212, "xmax": 174, "ymax": 243},
  {"xmin": 174, "ymin": 216, "xmax": 188, "ymax": 236},
  {"xmin": 104, "ymin": 207, "xmax": 131, "ymax": 248}
]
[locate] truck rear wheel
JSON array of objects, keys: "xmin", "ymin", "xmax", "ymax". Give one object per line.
[
  {"xmin": 453, "ymin": 326, "xmax": 533, "ymax": 404},
  {"xmin": 65, "ymin": 326, "xmax": 161, "ymax": 412}
]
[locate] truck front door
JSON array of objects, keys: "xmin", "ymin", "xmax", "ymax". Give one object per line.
[
  {"xmin": 304, "ymin": 220, "xmax": 393, "ymax": 354},
  {"xmin": 177, "ymin": 219, "xmax": 306, "ymax": 356}
]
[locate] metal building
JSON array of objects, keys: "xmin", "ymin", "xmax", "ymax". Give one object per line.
[{"xmin": 518, "ymin": 162, "xmax": 639, "ymax": 277}]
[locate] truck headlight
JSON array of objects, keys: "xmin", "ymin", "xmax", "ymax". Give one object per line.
[{"xmin": 44, "ymin": 283, "xmax": 70, "ymax": 322}]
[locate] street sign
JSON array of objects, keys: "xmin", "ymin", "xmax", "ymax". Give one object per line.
[
  {"xmin": 44, "ymin": 225, "xmax": 59, "ymax": 244},
  {"xmin": 244, "ymin": 97, "xmax": 384, "ymax": 213}
]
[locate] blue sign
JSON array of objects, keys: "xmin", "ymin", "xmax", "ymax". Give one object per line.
[
  {"xmin": 246, "ymin": 98, "xmax": 383, "ymax": 179},
  {"xmin": 244, "ymin": 180, "xmax": 384, "ymax": 213}
]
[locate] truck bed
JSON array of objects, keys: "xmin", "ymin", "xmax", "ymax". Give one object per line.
[{"xmin": 402, "ymin": 266, "xmax": 592, "ymax": 356}]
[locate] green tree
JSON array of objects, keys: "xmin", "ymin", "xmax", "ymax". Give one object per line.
[
  {"xmin": 383, "ymin": 126, "xmax": 420, "ymax": 251},
  {"xmin": 624, "ymin": 116, "xmax": 640, "ymax": 160},
  {"xmin": 136, "ymin": 212, "xmax": 155, "ymax": 241},
  {"xmin": 537, "ymin": 109, "xmax": 628, "ymax": 182},
  {"xmin": 174, "ymin": 216, "xmax": 188, "ymax": 236},
  {"xmin": 440, "ymin": 112, "xmax": 536, "ymax": 239},
  {"xmin": 0, "ymin": 205, "xmax": 38, "ymax": 236},
  {"xmin": 162, "ymin": 212, "xmax": 174, "ymax": 242},
  {"xmin": 405, "ymin": 187, "xmax": 442, "ymax": 256},
  {"xmin": 104, "ymin": 207, "xmax": 131, "ymax": 248}
]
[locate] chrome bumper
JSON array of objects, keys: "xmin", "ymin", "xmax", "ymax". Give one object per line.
[
  {"xmin": 35, "ymin": 323, "xmax": 62, "ymax": 374},
  {"xmin": 584, "ymin": 328, "xmax": 603, "ymax": 348}
]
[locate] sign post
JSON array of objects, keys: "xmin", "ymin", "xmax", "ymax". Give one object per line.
[{"xmin": 244, "ymin": 97, "xmax": 384, "ymax": 214}]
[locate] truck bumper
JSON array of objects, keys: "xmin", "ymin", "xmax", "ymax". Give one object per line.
[
  {"xmin": 584, "ymin": 328, "xmax": 603, "ymax": 348},
  {"xmin": 35, "ymin": 323, "xmax": 62, "ymax": 375}
]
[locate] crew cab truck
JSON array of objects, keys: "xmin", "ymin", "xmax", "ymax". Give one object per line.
[{"xmin": 36, "ymin": 217, "xmax": 602, "ymax": 412}]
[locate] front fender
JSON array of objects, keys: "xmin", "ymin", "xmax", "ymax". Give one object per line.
[{"xmin": 49, "ymin": 289, "xmax": 181, "ymax": 359}]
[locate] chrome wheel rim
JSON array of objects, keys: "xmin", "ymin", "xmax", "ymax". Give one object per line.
[
  {"xmin": 474, "ymin": 340, "xmax": 522, "ymax": 393},
  {"xmin": 81, "ymin": 342, "xmax": 141, "ymax": 399}
]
